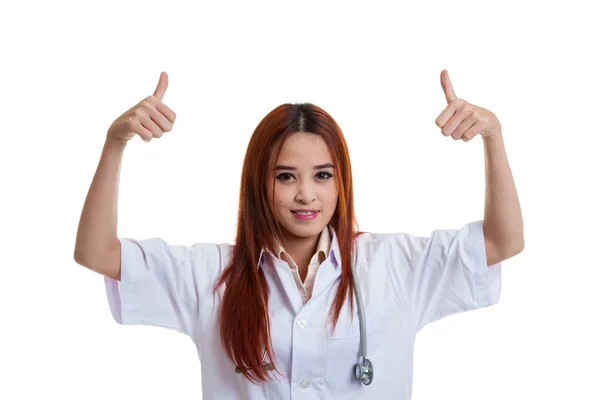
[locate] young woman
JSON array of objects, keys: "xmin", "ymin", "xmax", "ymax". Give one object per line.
[{"xmin": 74, "ymin": 71, "xmax": 523, "ymax": 399}]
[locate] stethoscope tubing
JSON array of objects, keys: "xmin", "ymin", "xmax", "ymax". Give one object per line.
[{"xmin": 351, "ymin": 257, "xmax": 367, "ymax": 359}]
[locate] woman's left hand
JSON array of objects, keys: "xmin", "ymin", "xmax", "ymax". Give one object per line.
[{"xmin": 435, "ymin": 69, "xmax": 502, "ymax": 142}]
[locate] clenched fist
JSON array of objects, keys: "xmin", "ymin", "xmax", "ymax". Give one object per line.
[{"xmin": 106, "ymin": 71, "xmax": 177, "ymax": 144}]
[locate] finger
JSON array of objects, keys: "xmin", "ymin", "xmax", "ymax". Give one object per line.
[
  {"xmin": 435, "ymin": 102, "xmax": 459, "ymax": 128},
  {"xmin": 441, "ymin": 107, "xmax": 468, "ymax": 136},
  {"xmin": 451, "ymin": 117, "xmax": 477, "ymax": 140},
  {"xmin": 140, "ymin": 114, "xmax": 164, "ymax": 138},
  {"xmin": 154, "ymin": 100, "xmax": 177, "ymax": 123},
  {"xmin": 149, "ymin": 107, "xmax": 174, "ymax": 132},
  {"xmin": 462, "ymin": 123, "xmax": 483, "ymax": 142},
  {"xmin": 440, "ymin": 69, "xmax": 458, "ymax": 104},
  {"xmin": 133, "ymin": 120, "xmax": 154, "ymax": 142},
  {"xmin": 153, "ymin": 71, "xmax": 169, "ymax": 101}
]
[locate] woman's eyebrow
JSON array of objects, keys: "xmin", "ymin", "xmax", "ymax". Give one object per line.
[{"xmin": 275, "ymin": 163, "xmax": 335, "ymax": 171}]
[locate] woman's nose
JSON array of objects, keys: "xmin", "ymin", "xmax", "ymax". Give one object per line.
[{"xmin": 295, "ymin": 181, "xmax": 316, "ymax": 203}]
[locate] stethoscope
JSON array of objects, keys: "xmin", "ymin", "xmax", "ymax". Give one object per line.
[
  {"xmin": 351, "ymin": 254, "xmax": 374, "ymax": 385},
  {"xmin": 235, "ymin": 256, "xmax": 374, "ymax": 385}
]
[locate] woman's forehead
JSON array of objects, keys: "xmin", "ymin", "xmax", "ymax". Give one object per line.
[{"xmin": 276, "ymin": 133, "xmax": 331, "ymax": 163}]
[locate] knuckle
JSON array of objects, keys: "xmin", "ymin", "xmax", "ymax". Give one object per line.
[
  {"xmin": 125, "ymin": 115, "xmax": 136, "ymax": 127},
  {"xmin": 141, "ymin": 102, "xmax": 154, "ymax": 113},
  {"xmin": 133, "ymin": 107, "xmax": 145, "ymax": 118}
]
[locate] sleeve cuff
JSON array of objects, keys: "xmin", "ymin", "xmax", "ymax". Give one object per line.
[
  {"xmin": 468, "ymin": 220, "xmax": 502, "ymax": 307},
  {"xmin": 104, "ymin": 238, "xmax": 142, "ymax": 325}
]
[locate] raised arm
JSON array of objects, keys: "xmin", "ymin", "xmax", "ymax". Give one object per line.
[
  {"xmin": 434, "ymin": 69, "xmax": 524, "ymax": 264},
  {"xmin": 73, "ymin": 72, "xmax": 176, "ymax": 280}
]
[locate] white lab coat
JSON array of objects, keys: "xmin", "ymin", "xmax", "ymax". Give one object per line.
[{"xmin": 104, "ymin": 220, "xmax": 501, "ymax": 399}]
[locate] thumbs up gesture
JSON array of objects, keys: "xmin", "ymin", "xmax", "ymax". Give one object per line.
[
  {"xmin": 434, "ymin": 69, "xmax": 501, "ymax": 142},
  {"xmin": 107, "ymin": 71, "xmax": 177, "ymax": 144}
]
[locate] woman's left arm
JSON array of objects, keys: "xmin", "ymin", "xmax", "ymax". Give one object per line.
[
  {"xmin": 435, "ymin": 69, "xmax": 525, "ymax": 265},
  {"xmin": 482, "ymin": 132, "xmax": 524, "ymax": 265}
]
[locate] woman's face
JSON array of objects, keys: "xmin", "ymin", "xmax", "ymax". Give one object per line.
[{"xmin": 267, "ymin": 132, "xmax": 339, "ymax": 244}]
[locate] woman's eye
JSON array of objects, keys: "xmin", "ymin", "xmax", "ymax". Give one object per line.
[
  {"xmin": 316, "ymin": 172, "xmax": 333, "ymax": 180},
  {"xmin": 276, "ymin": 173, "xmax": 293, "ymax": 181}
]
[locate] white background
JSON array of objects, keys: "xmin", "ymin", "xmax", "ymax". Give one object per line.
[{"xmin": 2, "ymin": 0, "xmax": 598, "ymax": 399}]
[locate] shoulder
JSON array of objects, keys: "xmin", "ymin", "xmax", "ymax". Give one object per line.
[
  {"xmin": 119, "ymin": 236, "xmax": 234, "ymax": 276},
  {"xmin": 353, "ymin": 230, "xmax": 427, "ymax": 256},
  {"xmin": 352, "ymin": 231, "xmax": 417, "ymax": 269}
]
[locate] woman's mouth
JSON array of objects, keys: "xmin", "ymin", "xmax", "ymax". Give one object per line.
[{"xmin": 291, "ymin": 210, "xmax": 319, "ymax": 221}]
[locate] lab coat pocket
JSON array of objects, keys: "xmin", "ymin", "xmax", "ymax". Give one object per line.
[{"xmin": 324, "ymin": 319, "xmax": 383, "ymax": 392}]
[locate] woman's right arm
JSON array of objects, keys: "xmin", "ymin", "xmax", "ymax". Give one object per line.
[
  {"xmin": 73, "ymin": 138, "xmax": 126, "ymax": 281},
  {"xmin": 73, "ymin": 71, "xmax": 176, "ymax": 281}
]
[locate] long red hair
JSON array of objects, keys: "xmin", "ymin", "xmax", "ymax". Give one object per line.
[{"xmin": 213, "ymin": 103, "xmax": 367, "ymax": 384}]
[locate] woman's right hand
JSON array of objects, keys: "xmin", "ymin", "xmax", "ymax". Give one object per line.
[{"xmin": 106, "ymin": 71, "xmax": 177, "ymax": 144}]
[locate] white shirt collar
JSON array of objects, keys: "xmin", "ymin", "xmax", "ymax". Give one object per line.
[{"xmin": 257, "ymin": 224, "xmax": 340, "ymax": 269}]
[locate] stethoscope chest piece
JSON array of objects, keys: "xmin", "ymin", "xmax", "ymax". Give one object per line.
[{"xmin": 354, "ymin": 357, "xmax": 374, "ymax": 385}]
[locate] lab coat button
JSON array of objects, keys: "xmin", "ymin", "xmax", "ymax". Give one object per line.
[
  {"xmin": 299, "ymin": 379, "xmax": 310, "ymax": 389},
  {"xmin": 297, "ymin": 319, "xmax": 307, "ymax": 328}
]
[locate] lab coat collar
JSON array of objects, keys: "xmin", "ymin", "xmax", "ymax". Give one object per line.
[{"xmin": 257, "ymin": 224, "xmax": 341, "ymax": 269}]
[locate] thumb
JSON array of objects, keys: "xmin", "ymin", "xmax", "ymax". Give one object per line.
[
  {"xmin": 440, "ymin": 69, "xmax": 458, "ymax": 104},
  {"xmin": 153, "ymin": 71, "xmax": 169, "ymax": 101}
]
